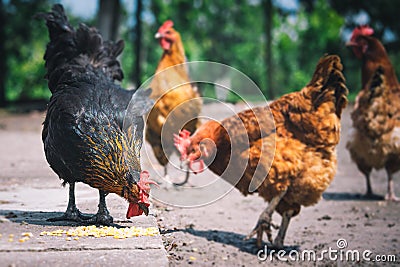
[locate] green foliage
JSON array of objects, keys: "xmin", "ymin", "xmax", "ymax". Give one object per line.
[
  {"xmin": 4, "ymin": 1, "xmax": 400, "ymax": 104},
  {"xmin": 3, "ymin": 0, "xmax": 52, "ymax": 102},
  {"xmin": 272, "ymin": 0, "xmax": 344, "ymax": 94},
  {"xmin": 2, "ymin": 0, "xmax": 95, "ymax": 103},
  {"xmin": 123, "ymin": 0, "xmax": 348, "ymax": 102},
  {"xmin": 330, "ymin": 0, "xmax": 400, "ymax": 100},
  {"xmin": 6, "ymin": 40, "xmax": 49, "ymax": 101}
]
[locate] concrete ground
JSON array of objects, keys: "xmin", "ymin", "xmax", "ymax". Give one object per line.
[
  {"xmin": 0, "ymin": 111, "xmax": 168, "ymax": 267},
  {"xmin": 147, "ymin": 103, "xmax": 400, "ymax": 266},
  {"xmin": 0, "ymin": 103, "xmax": 400, "ymax": 266}
]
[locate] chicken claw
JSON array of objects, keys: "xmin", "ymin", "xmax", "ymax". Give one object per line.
[
  {"xmin": 47, "ymin": 182, "xmax": 91, "ymax": 223},
  {"xmin": 385, "ymin": 172, "xmax": 399, "ymax": 201},
  {"xmin": 82, "ymin": 190, "xmax": 113, "ymax": 226},
  {"xmin": 245, "ymin": 214, "xmax": 279, "ymax": 247},
  {"xmin": 385, "ymin": 194, "xmax": 400, "ymax": 202},
  {"xmin": 244, "ymin": 190, "xmax": 287, "ymax": 248},
  {"xmin": 47, "ymin": 208, "xmax": 90, "ymax": 222}
]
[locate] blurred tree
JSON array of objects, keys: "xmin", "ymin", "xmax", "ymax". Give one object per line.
[
  {"xmin": 0, "ymin": 0, "xmax": 6, "ymax": 107},
  {"xmin": 97, "ymin": 0, "xmax": 121, "ymax": 41},
  {"xmin": 144, "ymin": 0, "xmax": 346, "ymax": 101},
  {"xmin": 3, "ymin": 0, "xmax": 51, "ymax": 104},
  {"xmin": 330, "ymin": 0, "xmax": 400, "ymax": 43},
  {"xmin": 329, "ymin": 0, "xmax": 400, "ymax": 97},
  {"xmin": 132, "ymin": 0, "xmax": 143, "ymax": 87},
  {"xmin": 297, "ymin": 0, "xmax": 344, "ymax": 83},
  {"xmin": 147, "ymin": 0, "xmax": 266, "ymax": 100},
  {"xmin": 264, "ymin": 0, "xmax": 274, "ymax": 99},
  {"xmin": 6, "ymin": 0, "xmax": 397, "ymax": 106}
]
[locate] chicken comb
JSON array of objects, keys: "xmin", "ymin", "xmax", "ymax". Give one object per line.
[
  {"xmin": 137, "ymin": 171, "xmax": 158, "ymax": 192},
  {"xmin": 351, "ymin": 25, "xmax": 374, "ymax": 40},
  {"xmin": 173, "ymin": 129, "xmax": 191, "ymax": 160},
  {"xmin": 158, "ymin": 20, "xmax": 174, "ymax": 32}
]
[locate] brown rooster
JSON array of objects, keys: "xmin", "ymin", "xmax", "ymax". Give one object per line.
[
  {"xmin": 174, "ymin": 55, "xmax": 348, "ymax": 248},
  {"xmin": 146, "ymin": 20, "xmax": 202, "ymax": 185},
  {"xmin": 346, "ymin": 25, "xmax": 400, "ymax": 201},
  {"xmin": 37, "ymin": 4, "xmax": 156, "ymax": 225}
]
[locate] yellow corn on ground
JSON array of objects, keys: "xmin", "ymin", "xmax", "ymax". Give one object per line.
[
  {"xmin": 19, "ymin": 237, "xmax": 30, "ymax": 243},
  {"xmin": 17, "ymin": 233, "xmax": 33, "ymax": 243},
  {"xmin": 21, "ymin": 232, "xmax": 33, "ymax": 237},
  {"xmin": 40, "ymin": 226, "xmax": 159, "ymax": 239}
]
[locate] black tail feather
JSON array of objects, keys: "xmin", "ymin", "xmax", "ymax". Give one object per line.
[
  {"xmin": 36, "ymin": 4, "xmax": 125, "ymax": 92},
  {"xmin": 34, "ymin": 4, "xmax": 73, "ymax": 41},
  {"xmin": 308, "ymin": 55, "xmax": 348, "ymax": 118}
]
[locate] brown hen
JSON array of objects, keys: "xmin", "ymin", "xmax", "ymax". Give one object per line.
[
  {"xmin": 146, "ymin": 20, "xmax": 202, "ymax": 185},
  {"xmin": 346, "ymin": 25, "xmax": 400, "ymax": 201},
  {"xmin": 175, "ymin": 55, "xmax": 348, "ymax": 248}
]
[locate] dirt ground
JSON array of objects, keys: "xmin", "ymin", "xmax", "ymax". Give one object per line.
[{"xmin": 0, "ymin": 103, "xmax": 399, "ymax": 266}]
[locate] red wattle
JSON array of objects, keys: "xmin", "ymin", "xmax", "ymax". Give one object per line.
[
  {"xmin": 126, "ymin": 203, "xmax": 142, "ymax": 218},
  {"xmin": 160, "ymin": 38, "xmax": 171, "ymax": 51}
]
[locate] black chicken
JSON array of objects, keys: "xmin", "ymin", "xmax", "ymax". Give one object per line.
[{"xmin": 36, "ymin": 4, "xmax": 155, "ymax": 225}]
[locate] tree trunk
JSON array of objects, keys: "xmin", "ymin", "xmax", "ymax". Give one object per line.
[
  {"xmin": 97, "ymin": 0, "xmax": 121, "ymax": 41},
  {"xmin": 263, "ymin": 0, "xmax": 274, "ymax": 100},
  {"xmin": 0, "ymin": 0, "xmax": 7, "ymax": 107},
  {"xmin": 133, "ymin": 0, "xmax": 143, "ymax": 87}
]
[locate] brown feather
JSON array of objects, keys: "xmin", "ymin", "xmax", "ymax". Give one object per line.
[{"xmin": 186, "ymin": 55, "xmax": 348, "ymax": 214}]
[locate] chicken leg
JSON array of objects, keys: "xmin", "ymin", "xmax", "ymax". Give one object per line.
[
  {"xmin": 273, "ymin": 209, "xmax": 295, "ymax": 248},
  {"xmin": 84, "ymin": 190, "xmax": 114, "ymax": 225},
  {"xmin": 164, "ymin": 165, "xmax": 168, "ymax": 177},
  {"xmin": 245, "ymin": 189, "xmax": 287, "ymax": 247},
  {"xmin": 364, "ymin": 172, "xmax": 373, "ymax": 196},
  {"xmin": 173, "ymin": 170, "xmax": 190, "ymax": 186},
  {"xmin": 47, "ymin": 182, "xmax": 89, "ymax": 222},
  {"xmin": 360, "ymin": 168, "xmax": 381, "ymax": 199},
  {"xmin": 385, "ymin": 170, "xmax": 399, "ymax": 201}
]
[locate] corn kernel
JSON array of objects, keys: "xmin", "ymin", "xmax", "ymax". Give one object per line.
[
  {"xmin": 22, "ymin": 232, "xmax": 33, "ymax": 237},
  {"xmin": 35, "ymin": 225, "xmax": 159, "ymax": 239}
]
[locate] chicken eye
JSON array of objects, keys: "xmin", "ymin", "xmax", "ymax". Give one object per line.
[{"xmin": 165, "ymin": 30, "xmax": 171, "ymax": 34}]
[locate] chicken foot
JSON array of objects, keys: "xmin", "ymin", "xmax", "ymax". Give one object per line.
[
  {"xmin": 364, "ymin": 172, "xmax": 373, "ymax": 196},
  {"xmin": 362, "ymin": 171, "xmax": 382, "ymax": 199},
  {"xmin": 47, "ymin": 182, "xmax": 90, "ymax": 222},
  {"xmin": 385, "ymin": 170, "xmax": 399, "ymax": 201},
  {"xmin": 164, "ymin": 165, "xmax": 168, "ymax": 177},
  {"xmin": 84, "ymin": 190, "xmax": 114, "ymax": 225},
  {"xmin": 273, "ymin": 209, "xmax": 295, "ymax": 248},
  {"xmin": 245, "ymin": 189, "xmax": 287, "ymax": 248},
  {"xmin": 162, "ymin": 164, "xmax": 189, "ymax": 186},
  {"xmin": 173, "ymin": 169, "xmax": 190, "ymax": 186}
]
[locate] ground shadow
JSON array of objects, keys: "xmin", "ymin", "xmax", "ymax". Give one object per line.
[
  {"xmin": 323, "ymin": 192, "xmax": 384, "ymax": 201},
  {"xmin": 163, "ymin": 227, "xmax": 299, "ymax": 256},
  {"xmin": 0, "ymin": 209, "xmax": 125, "ymax": 227}
]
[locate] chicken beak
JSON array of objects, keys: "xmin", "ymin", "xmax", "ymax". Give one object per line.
[
  {"xmin": 138, "ymin": 202, "xmax": 149, "ymax": 216},
  {"xmin": 154, "ymin": 32, "xmax": 162, "ymax": 39},
  {"xmin": 345, "ymin": 40, "xmax": 357, "ymax": 47}
]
